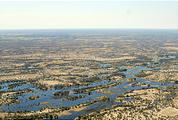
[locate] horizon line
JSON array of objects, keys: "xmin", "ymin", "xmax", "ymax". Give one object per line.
[{"xmin": 0, "ymin": 28, "xmax": 178, "ymax": 31}]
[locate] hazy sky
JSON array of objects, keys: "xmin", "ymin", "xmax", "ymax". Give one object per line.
[{"xmin": 0, "ymin": 0, "xmax": 178, "ymax": 29}]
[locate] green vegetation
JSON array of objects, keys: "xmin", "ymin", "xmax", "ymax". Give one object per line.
[
  {"xmin": 29, "ymin": 96, "xmax": 40, "ymax": 100},
  {"xmin": 135, "ymin": 71, "xmax": 152, "ymax": 78},
  {"xmin": 52, "ymin": 91, "xmax": 70, "ymax": 96},
  {"xmin": 8, "ymin": 82, "xmax": 25, "ymax": 89}
]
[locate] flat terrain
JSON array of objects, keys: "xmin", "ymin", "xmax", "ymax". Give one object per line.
[{"xmin": 0, "ymin": 29, "xmax": 177, "ymax": 119}]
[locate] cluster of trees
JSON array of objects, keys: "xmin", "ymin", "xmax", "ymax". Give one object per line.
[
  {"xmin": 52, "ymin": 91, "xmax": 69, "ymax": 96},
  {"xmin": 29, "ymin": 96, "xmax": 40, "ymax": 100}
]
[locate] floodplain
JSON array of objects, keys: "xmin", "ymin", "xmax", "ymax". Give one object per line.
[{"xmin": 0, "ymin": 29, "xmax": 177, "ymax": 119}]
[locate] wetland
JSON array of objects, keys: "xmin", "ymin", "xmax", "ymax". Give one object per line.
[{"xmin": 0, "ymin": 29, "xmax": 178, "ymax": 119}]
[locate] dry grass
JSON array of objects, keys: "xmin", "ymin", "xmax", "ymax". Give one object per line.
[
  {"xmin": 159, "ymin": 107, "xmax": 178, "ymax": 117},
  {"xmin": 173, "ymin": 96, "xmax": 178, "ymax": 108},
  {"xmin": 38, "ymin": 80, "xmax": 73, "ymax": 87},
  {"xmin": 145, "ymin": 69, "xmax": 178, "ymax": 82},
  {"xmin": 0, "ymin": 74, "xmax": 42, "ymax": 81},
  {"xmin": 126, "ymin": 88, "xmax": 160, "ymax": 102},
  {"xmin": 164, "ymin": 43, "xmax": 178, "ymax": 46},
  {"xmin": 40, "ymin": 102, "xmax": 49, "ymax": 105},
  {"xmin": 96, "ymin": 89, "xmax": 115, "ymax": 95},
  {"xmin": 161, "ymin": 47, "xmax": 178, "ymax": 50}
]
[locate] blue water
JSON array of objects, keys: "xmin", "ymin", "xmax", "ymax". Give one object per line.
[
  {"xmin": 0, "ymin": 55, "xmax": 177, "ymax": 119},
  {"xmin": 100, "ymin": 64, "xmax": 112, "ymax": 68},
  {"xmin": 163, "ymin": 55, "xmax": 176, "ymax": 59}
]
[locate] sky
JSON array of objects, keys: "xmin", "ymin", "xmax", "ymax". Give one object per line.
[{"xmin": 0, "ymin": 0, "xmax": 178, "ymax": 29}]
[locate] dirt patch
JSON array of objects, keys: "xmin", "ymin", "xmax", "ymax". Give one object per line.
[
  {"xmin": 96, "ymin": 89, "xmax": 115, "ymax": 95},
  {"xmin": 38, "ymin": 80, "xmax": 73, "ymax": 87},
  {"xmin": 159, "ymin": 107, "xmax": 178, "ymax": 117}
]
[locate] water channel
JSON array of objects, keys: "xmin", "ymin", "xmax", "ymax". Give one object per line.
[{"xmin": 0, "ymin": 55, "xmax": 177, "ymax": 119}]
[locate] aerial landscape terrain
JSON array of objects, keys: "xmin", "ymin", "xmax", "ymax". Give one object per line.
[{"xmin": 0, "ymin": 29, "xmax": 177, "ymax": 119}]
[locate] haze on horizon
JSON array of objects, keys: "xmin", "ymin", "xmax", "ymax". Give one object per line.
[{"xmin": 0, "ymin": 0, "xmax": 178, "ymax": 29}]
